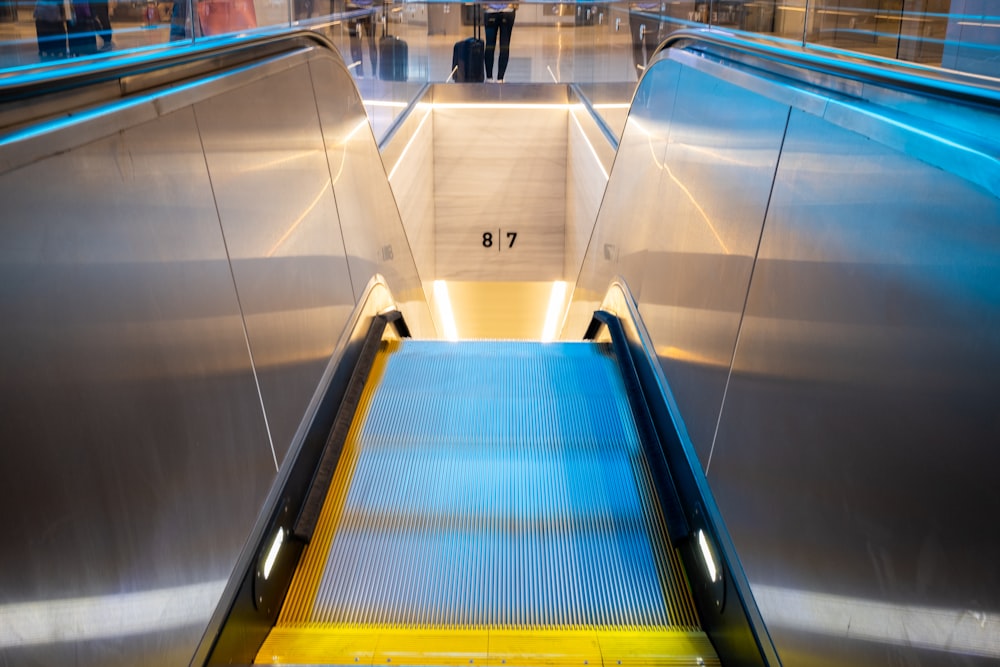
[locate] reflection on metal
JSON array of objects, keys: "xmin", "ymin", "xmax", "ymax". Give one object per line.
[
  {"xmin": 582, "ymin": 30, "xmax": 1000, "ymax": 667},
  {"xmin": 0, "ymin": 581, "xmax": 226, "ymax": 648},
  {"xmin": 386, "ymin": 106, "xmax": 432, "ymax": 182},
  {"xmin": 266, "ymin": 178, "xmax": 332, "ymax": 257},
  {"xmin": 571, "ymin": 109, "xmax": 610, "ymax": 180},
  {"xmin": 755, "ymin": 585, "xmax": 1000, "ymax": 659},
  {"xmin": 627, "ymin": 116, "xmax": 731, "ymax": 255},
  {"xmin": 330, "ymin": 118, "xmax": 373, "ymax": 185},
  {"xmin": 0, "ymin": 34, "xmax": 429, "ymax": 667}
]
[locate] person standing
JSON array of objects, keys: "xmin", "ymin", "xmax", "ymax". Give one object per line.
[
  {"xmin": 346, "ymin": 0, "xmax": 377, "ymax": 77},
  {"xmin": 89, "ymin": 0, "xmax": 113, "ymax": 50},
  {"xmin": 33, "ymin": 0, "xmax": 66, "ymax": 59},
  {"xmin": 484, "ymin": 2, "xmax": 516, "ymax": 82},
  {"xmin": 629, "ymin": 2, "xmax": 661, "ymax": 79}
]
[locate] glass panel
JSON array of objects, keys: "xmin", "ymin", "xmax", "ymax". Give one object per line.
[{"xmin": 0, "ymin": 2, "xmax": 997, "ymax": 122}]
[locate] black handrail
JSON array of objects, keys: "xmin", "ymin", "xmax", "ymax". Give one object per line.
[{"xmin": 588, "ymin": 281, "xmax": 782, "ymax": 666}]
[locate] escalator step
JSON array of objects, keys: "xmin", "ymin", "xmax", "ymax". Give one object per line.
[{"xmin": 260, "ymin": 340, "xmax": 707, "ymax": 665}]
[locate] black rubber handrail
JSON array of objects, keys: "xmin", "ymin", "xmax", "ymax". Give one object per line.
[{"xmin": 657, "ymin": 28, "xmax": 1000, "ymax": 110}]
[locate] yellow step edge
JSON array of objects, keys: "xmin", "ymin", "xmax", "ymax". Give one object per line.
[{"xmin": 255, "ymin": 626, "xmax": 719, "ymax": 666}]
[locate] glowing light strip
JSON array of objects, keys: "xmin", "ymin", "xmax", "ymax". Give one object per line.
[
  {"xmin": 547, "ymin": 65, "xmax": 560, "ymax": 83},
  {"xmin": 698, "ymin": 530, "xmax": 719, "ymax": 583},
  {"xmin": 0, "ymin": 580, "xmax": 226, "ymax": 647},
  {"xmin": 387, "ymin": 108, "xmax": 433, "ymax": 182},
  {"xmin": 754, "ymin": 584, "xmax": 1000, "ymax": 658},
  {"xmin": 428, "ymin": 102, "xmax": 576, "ymax": 110},
  {"xmin": 592, "ymin": 103, "xmax": 631, "ymax": 110},
  {"xmin": 263, "ymin": 528, "xmax": 284, "ymax": 580},
  {"xmin": 433, "ymin": 280, "xmax": 458, "ymax": 341},
  {"xmin": 363, "ymin": 100, "xmax": 409, "ymax": 109},
  {"xmin": 541, "ymin": 281, "xmax": 567, "ymax": 342},
  {"xmin": 570, "ymin": 112, "xmax": 610, "ymax": 181}
]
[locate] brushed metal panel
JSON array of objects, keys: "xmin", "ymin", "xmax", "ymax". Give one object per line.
[
  {"xmin": 569, "ymin": 58, "xmax": 679, "ymax": 331},
  {"xmin": 565, "ymin": 105, "xmax": 610, "ymax": 289},
  {"xmin": 635, "ymin": 64, "xmax": 789, "ymax": 464},
  {"xmin": 0, "ymin": 107, "xmax": 275, "ymax": 666},
  {"xmin": 387, "ymin": 103, "xmax": 436, "ymax": 291},
  {"xmin": 195, "ymin": 61, "xmax": 355, "ymax": 465},
  {"xmin": 310, "ymin": 57, "xmax": 432, "ymax": 335},
  {"xmin": 710, "ymin": 108, "xmax": 1000, "ymax": 665}
]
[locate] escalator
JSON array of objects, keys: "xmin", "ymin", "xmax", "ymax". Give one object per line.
[
  {"xmin": 258, "ymin": 338, "xmax": 714, "ymax": 665},
  {"xmin": 203, "ymin": 292, "xmax": 774, "ymax": 666},
  {"xmin": 7, "ymin": 15, "xmax": 996, "ymax": 667}
]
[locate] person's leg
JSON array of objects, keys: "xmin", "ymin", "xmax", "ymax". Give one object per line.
[
  {"xmin": 90, "ymin": 1, "xmax": 111, "ymax": 46},
  {"xmin": 642, "ymin": 19, "xmax": 659, "ymax": 68},
  {"xmin": 496, "ymin": 11, "xmax": 515, "ymax": 80},
  {"xmin": 628, "ymin": 10, "xmax": 645, "ymax": 78},
  {"xmin": 363, "ymin": 15, "xmax": 377, "ymax": 74},
  {"xmin": 348, "ymin": 18, "xmax": 363, "ymax": 74},
  {"xmin": 484, "ymin": 12, "xmax": 499, "ymax": 79}
]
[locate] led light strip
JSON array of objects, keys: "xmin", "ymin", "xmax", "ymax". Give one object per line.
[{"xmin": 433, "ymin": 280, "xmax": 458, "ymax": 341}]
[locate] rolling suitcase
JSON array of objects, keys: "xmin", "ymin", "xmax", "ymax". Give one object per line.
[
  {"xmin": 33, "ymin": 0, "xmax": 66, "ymax": 58},
  {"xmin": 451, "ymin": 4, "xmax": 484, "ymax": 82},
  {"xmin": 378, "ymin": 1, "xmax": 408, "ymax": 81},
  {"xmin": 35, "ymin": 19, "xmax": 66, "ymax": 58},
  {"xmin": 67, "ymin": 0, "xmax": 98, "ymax": 56}
]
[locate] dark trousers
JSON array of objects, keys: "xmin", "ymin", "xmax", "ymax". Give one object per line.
[
  {"xmin": 484, "ymin": 10, "xmax": 515, "ymax": 80},
  {"xmin": 629, "ymin": 11, "xmax": 660, "ymax": 78},
  {"xmin": 89, "ymin": 0, "xmax": 111, "ymax": 45},
  {"xmin": 348, "ymin": 13, "xmax": 377, "ymax": 76}
]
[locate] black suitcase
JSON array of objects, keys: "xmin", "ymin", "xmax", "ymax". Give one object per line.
[
  {"xmin": 35, "ymin": 19, "xmax": 66, "ymax": 58},
  {"xmin": 378, "ymin": 1, "xmax": 408, "ymax": 81},
  {"xmin": 67, "ymin": 17, "xmax": 98, "ymax": 56},
  {"xmin": 379, "ymin": 35, "xmax": 408, "ymax": 81},
  {"xmin": 451, "ymin": 4, "xmax": 483, "ymax": 82}
]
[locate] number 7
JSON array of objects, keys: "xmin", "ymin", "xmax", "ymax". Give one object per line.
[{"xmin": 506, "ymin": 232, "xmax": 517, "ymax": 248}]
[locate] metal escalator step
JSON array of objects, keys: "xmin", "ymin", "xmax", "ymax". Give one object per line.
[{"xmin": 261, "ymin": 340, "xmax": 704, "ymax": 664}]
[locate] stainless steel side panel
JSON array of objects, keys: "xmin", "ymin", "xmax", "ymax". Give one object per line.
[
  {"xmin": 710, "ymin": 107, "xmax": 1000, "ymax": 666},
  {"xmin": 567, "ymin": 59, "xmax": 679, "ymax": 334},
  {"xmin": 579, "ymin": 40, "xmax": 1000, "ymax": 665},
  {"xmin": 311, "ymin": 57, "xmax": 433, "ymax": 334},
  {"xmin": 195, "ymin": 62, "xmax": 356, "ymax": 464},
  {"xmin": 0, "ymin": 41, "xmax": 429, "ymax": 667},
  {"xmin": 636, "ymin": 63, "xmax": 787, "ymax": 464},
  {"xmin": 0, "ymin": 107, "xmax": 275, "ymax": 666}
]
